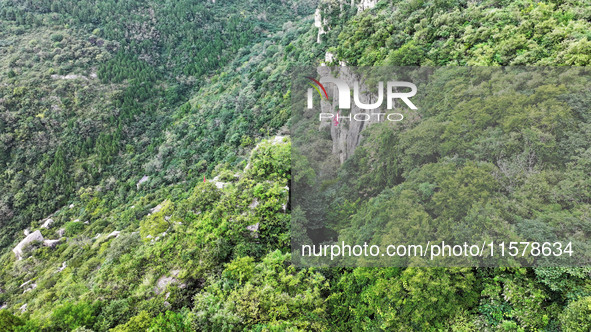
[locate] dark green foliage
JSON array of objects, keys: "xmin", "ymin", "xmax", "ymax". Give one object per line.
[
  {"xmin": 328, "ymin": 267, "xmax": 479, "ymax": 330},
  {"xmin": 47, "ymin": 301, "xmax": 100, "ymax": 331},
  {"xmin": 192, "ymin": 250, "xmax": 328, "ymax": 331},
  {"xmin": 0, "ymin": 310, "xmax": 24, "ymax": 331},
  {"xmin": 64, "ymin": 221, "xmax": 85, "ymax": 237},
  {"xmin": 0, "ymin": 0, "xmax": 313, "ymax": 251}
]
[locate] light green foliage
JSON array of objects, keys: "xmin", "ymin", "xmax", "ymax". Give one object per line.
[
  {"xmin": 45, "ymin": 301, "xmax": 100, "ymax": 331},
  {"xmin": 193, "ymin": 251, "xmax": 328, "ymax": 331},
  {"xmin": 0, "ymin": 310, "xmax": 24, "ymax": 331},
  {"xmin": 331, "ymin": 0, "xmax": 591, "ymax": 66},
  {"xmin": 328, "ymin": 267, "xmax": 479, "ymax": 330},
  {"xmin": 148, "ymin": 310, "xmax": 193, "ymax": 332},
  {"xmin": 111, "ymin": 311, "xmax": 152, "ymax": 332},
  {"xmin": 139, "ymin": 200, "xmax": 173, "ymax": 240},
  {"xmin": 560, "ymin": 296, "xmax": 591, "ymax": 331},
  {"xmin": 111, "ymin": 309, "xmax": 193, "ymax": 332},
  {"xmin": 247, "ymin": 138, "xmax": 291, "ymax": 183}
]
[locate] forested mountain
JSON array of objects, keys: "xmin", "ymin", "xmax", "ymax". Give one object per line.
[
  {"xmin": 0, "ymin": 0, "xmax": 590, "ymax": 330},
  {"xmin": 0, "ymin": 0, "xmax": 314, "ymax": 248}
]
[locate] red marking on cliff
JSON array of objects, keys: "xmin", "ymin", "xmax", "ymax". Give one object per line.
[{"xmin": 305, "ymin": 77, "xmax": 329, "ymax": 100}]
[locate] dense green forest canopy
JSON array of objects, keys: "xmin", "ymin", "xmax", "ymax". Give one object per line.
[
  {"xmin": 0, "ymin": 0, "xmax": 590, "ymax": 331},
  {"xmin": 0, "ymin": 0, "xmax": 315, "ymax": 248}
]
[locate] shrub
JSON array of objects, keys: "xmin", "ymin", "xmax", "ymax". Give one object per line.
[
  {"xmin": 50, "ymin": 33, "xmax": 64, "ymax": 42},
  {"xmin": 561, "ymin": 297, "xmax": 591, "ymax": 332},
  {"xmin": 65, "ymin": 221, "xmax": 85, "ymax": 237},
  {"xmin": 47, "ymin": 301, "xmax": 100, "ymax": 331},
  {"xmin": 246, "ymin": 138, "xmax": 290, "ymax": 182},
  {"xmin": 0, "ymin": 310, "xmax": 24, "ymax": 331},
  {"xmin": 139, "ymin": 200, "xmax": 173, "ymax": 240}
]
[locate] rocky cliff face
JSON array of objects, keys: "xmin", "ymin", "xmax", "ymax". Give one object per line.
[
  {"xmin": 313, "ymin": 0, "xmax": 383, "ymax": 163},
  {"xmin": 13, "ymin": 230, "xmax": 44, "ymax": 260},
  {"xmin": 314, "ymin": 8, "xmax": 328, "ymax": 43},
  {"xmin": 356, "ymin": 0, "xmax": 377, "ymax": 11},
  {"xmin": 316, "ymin": 66, "xmax": 386, "ymax": 164}
]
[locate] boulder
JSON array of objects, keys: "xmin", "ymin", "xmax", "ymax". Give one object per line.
[
  {"xmin": 246, "ymin": 223, "xmax": 260, "ymax": 238},
  {"xmin": 150, "ymin": 204, "xmax": 162, "ymax": 214},
  {"xmin": 40, "ymin": 218, "xmax": 54, "ymax": 229},
  {"xmin": 249, "ymin": 199, "xmax": 259, "ymax": 209},
  {"xmin": 137, "ymin": 175, "xmax": 149, "ymax": 190},
  {"xmin": 13, "ymin": 230, "xmax": 44, "ymax": 260},
  {"xmin": 19, "ymin": 280, "xmax": 33, "ymax": 288},
  {"xmin": 155, "ymin": 270, "xmax": 181, "ymax": 295},
  {"xmin": 57, "ymin": 261, "xmax": 67, "ymax": 273},
  {"xmin": 43, "ymin": 239, "xmax": 62, "ymax": 248},
  {"xmin": 106, "ymin": 231, "xmax": 120, "ymax": 239}
]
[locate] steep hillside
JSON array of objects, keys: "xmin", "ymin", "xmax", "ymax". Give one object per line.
[
  {"xmin": 0, "ymin": 0, "xmax": 591, "ymax": 331},
  {"xmin": 0, "ymin": 0, "xmax": 315, "ymax": 249}
]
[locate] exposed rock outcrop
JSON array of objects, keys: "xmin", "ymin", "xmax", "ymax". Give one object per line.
[
  {"xmin": 13, "ymin": 230, "xmax": 44, "ymax": 260},
  {"xmin": 19, "ymin": 280, "xmax": 33, "ymax": 288},
  {"xmin": 40, "ymin": 218, "xmax": 54, "ymax": 229},
  {"xmin": 317, "ymin": 66, "xmax": 386, "ymax": 164},
  {"xmin": 314, "ymin": 8, "xmax": 327, "ymax": 44},
  {"xmin": 22, "ymin": 283, "xmax": 37, "ymax": 294},
  {"xmin": 246, "ymin": 223, "xmax": 260, "ymax": 238},
  {"xmin": 51, "ymin": 74, "xmax": 89, "ymax": 80},
  {"xmin": 43, "ymin": 239, "xmax": 62, "ymax": 248},
  {"xmin": 57, "ymin": 261, "xmax": 67, "ymax": 272},
  {"xmin": 137, "ymin": 175, "xmax": 149, "ymax": 189},
  {"xmin": 106, "ymin": 231, "xmax": 121, "ymax": 239},
  {"xmin": 356, "ymin": 0, "xmax": 377, "ymax": 11},
  {"xmin": 155, "ymin": 270, "xmax": 185, "ymax": 295},
  {"xmin": 150, "ymin": 204, "xmax": 162, "ymax": 214},
  {"xmin": 212, "ymin": 176, "xmax": 227, "ymax": 189}
]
